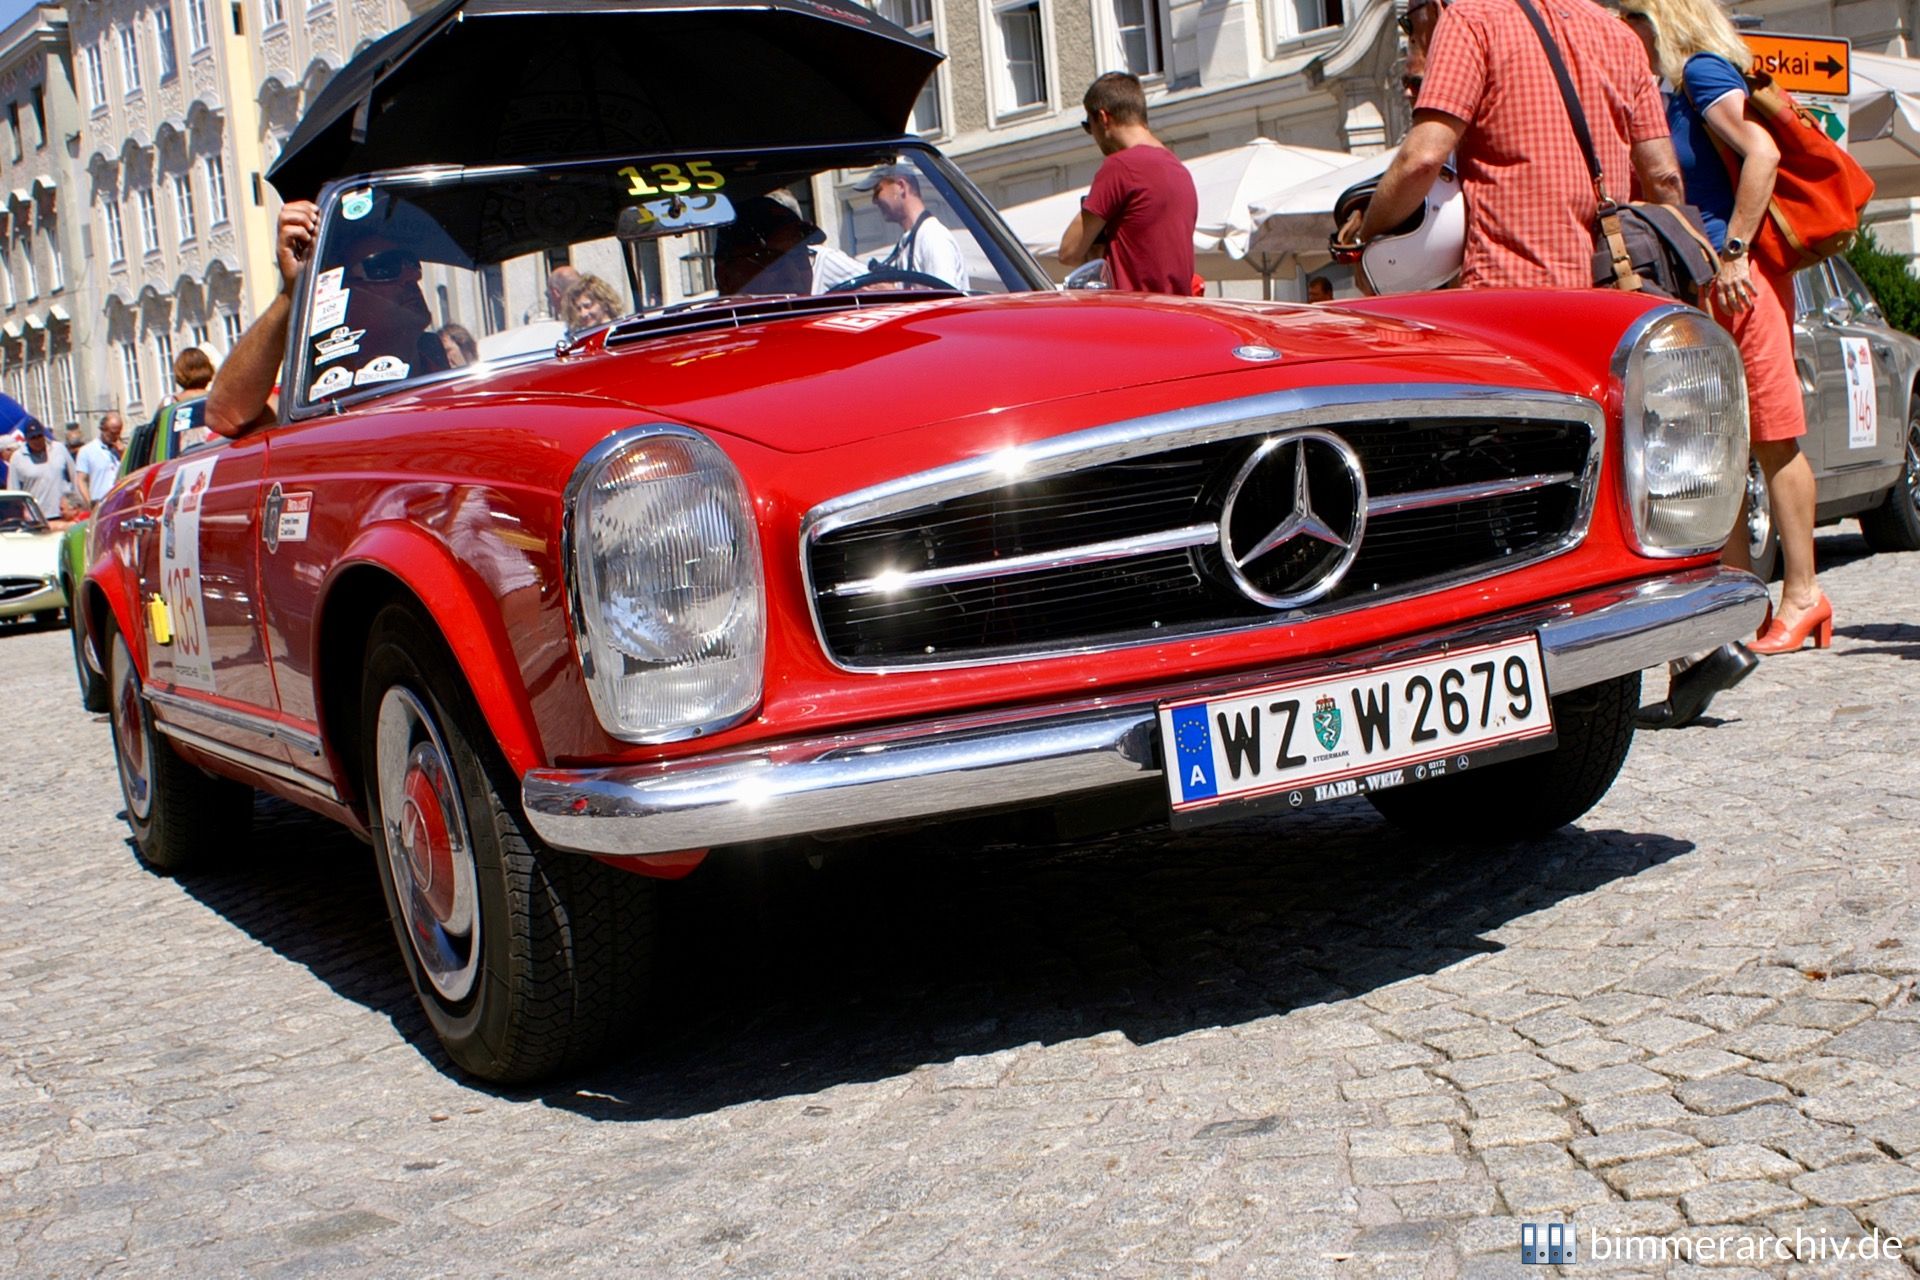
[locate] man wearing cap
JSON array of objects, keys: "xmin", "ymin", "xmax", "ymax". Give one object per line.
[
  {"xmin": 857, "ymin": 165, "xmax": 969, "ymax": 292},
  {"xmin": 713, "ymin": 191, "xmax": 863, "ymax": 296},
  {"xmin": 2, "ymin": 419, "xmax": 77, "ymax": 519},
  {"xmin": 75, "ymin": 412, "xmax": 125, "ymax": 508}
]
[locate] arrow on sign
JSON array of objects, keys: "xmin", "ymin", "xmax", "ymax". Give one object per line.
[{"xmin": 1815, "ymin": 56, "xmax": 1844, "ymax": 77}]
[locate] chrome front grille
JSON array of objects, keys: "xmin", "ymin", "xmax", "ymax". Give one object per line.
[
  {"xmin": 803, "ymin": 386, "xmax": 1604, "ymax": 670},
  {"xmin": 0, "ymin": 576, "xmax": 50, "ymax": 603}
]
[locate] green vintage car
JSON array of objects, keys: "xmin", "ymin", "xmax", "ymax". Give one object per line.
[{"xmin": 63, "ymin": 397, "xmax": 212, "ymax": 710}]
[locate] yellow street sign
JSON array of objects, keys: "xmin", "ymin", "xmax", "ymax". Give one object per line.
[{"xmin": 1744, "ymin": 33, "xmax": 1850, "ymax": 97}]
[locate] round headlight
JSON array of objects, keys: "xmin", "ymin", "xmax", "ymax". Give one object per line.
[
  {"xmin": 1615, "ymin": 308, "xmax": 1750, "ymax": 556},
  {"xmin": 567, "ymin": 427, "xmax": 764, "ymax": 742}
]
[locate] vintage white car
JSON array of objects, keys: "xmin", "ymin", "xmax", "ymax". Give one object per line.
[{"xmin": 0, "ymin": 491, "xmax": 65, "ymax": 625}]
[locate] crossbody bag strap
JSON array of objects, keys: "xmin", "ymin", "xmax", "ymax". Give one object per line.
[{"xmin": 1514, "ymin": 0, "xmax": 1641, "ymax": 289}]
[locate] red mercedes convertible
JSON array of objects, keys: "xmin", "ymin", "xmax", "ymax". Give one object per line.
[{"xmin": 78, "ymin": 0, "xmax": 1766, "ymax": 1082}]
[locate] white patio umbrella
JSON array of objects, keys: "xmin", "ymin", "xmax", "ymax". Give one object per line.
[
  {"xmin": 1243, "ymin": 148, "xmax": 1396, "ymax": 263},
  {"xmin": 998, "ymin": 138, "xmax": 1358, "ymax": 292},
  {"xmin": 1849, "ymin": 51, "xmax": 1920, "ymax": 201}
]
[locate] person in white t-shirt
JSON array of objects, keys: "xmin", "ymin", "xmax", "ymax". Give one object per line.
[
  {"xmin": 856, "ymin": 166, "xmax": 970, "ymax": 292},
  {"xmin": 4, "ymin": 419, "xmax": 76, "ymax": 520},
  {"xmin": 74, "ymin": 411, "xmax": 126, "ymax": 508}
]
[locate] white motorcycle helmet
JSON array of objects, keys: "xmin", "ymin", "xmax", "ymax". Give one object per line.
[{"xmin": 1333, "ymin": 165, "xmax": 1465, "ymax": 294}]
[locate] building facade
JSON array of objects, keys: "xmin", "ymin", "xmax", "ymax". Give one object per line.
[{"xmin": 0, "ymin": 4, "xmax": 90, "ymax": 430}]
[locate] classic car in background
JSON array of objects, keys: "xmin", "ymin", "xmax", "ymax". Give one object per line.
[
  {"xmin": 1744, "ymin": 257, "xmax": 1920, "ymax": 575},
  {"xmin": 62, "ymin": 398, "xmax": 213, "ymax": 711},
  {"xmin": 1, "ymin": 491, "xmax": 65, "ymax": 627},
  {"xmin": 78, "ymin": 0, "xmax": 1767, "ymax": 1083}
]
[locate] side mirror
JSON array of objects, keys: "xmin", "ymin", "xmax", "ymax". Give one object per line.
[
  {"xmin": 1063, "ymin": 260, "xmax": 1111, "ymax": 290},
  {"xmin": 1822, "ymin": 295, "xmax": 1854, "ymax": 325}
]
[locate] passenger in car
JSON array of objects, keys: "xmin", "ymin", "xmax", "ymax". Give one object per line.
[
  {"xmin": 714, "ymin": 193, "xmax": 863, "ymax": 297},
  {"xmin": 562, "ymin": 275, "xmax": 624, "ymax": 330}
]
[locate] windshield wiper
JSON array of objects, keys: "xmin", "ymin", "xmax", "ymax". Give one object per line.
[{"xmin": 601, "ymin": 289, "xmax": 961, "ymax": 348}]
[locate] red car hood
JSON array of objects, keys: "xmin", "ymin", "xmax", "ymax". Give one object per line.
[{"xmin": 511, "ymin": 291, "xmax": 1532, "ymax": 454}]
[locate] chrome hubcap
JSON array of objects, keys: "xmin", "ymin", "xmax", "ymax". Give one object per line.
[
  {"xmin": 1904, "ymin": 418, "xmax": 1920, "ymax": 516},
  {"xmin": 376, "ymin": 687, "xmax": 480, "ymax": 1003},
  {"xmin": 1746, "ymin": 457, "xmax": 1773, "ymax": 561},
  {"xmin": 110, "ymin": 636, "xmax": 153, "ymax": 822}
]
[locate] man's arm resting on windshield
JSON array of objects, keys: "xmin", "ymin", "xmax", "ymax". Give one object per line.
[
  {"xmin": 1359, "ymin": 112, "xmax": 1465, "ymax": 244},
  {"xmin": 206, "ymin": 200, "xmax": 319, "ymax": 440},
  {"xmin": 1058, "ymin": 209, "xmax": 1107, "ymax": 268}
]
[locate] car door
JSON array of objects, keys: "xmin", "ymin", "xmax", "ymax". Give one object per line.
[
  {"xmin": 1789, "ymin": 265, "xmax": 1845, "ymax": 477},
  {"xmin": 129, "ymin": 402, "xmax": 291, "ymax": 769},
  {"xmin": 1822, "ymin": 256, "xmax": 1907, "ymax": 474}
]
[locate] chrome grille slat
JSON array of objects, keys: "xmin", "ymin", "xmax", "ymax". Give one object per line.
[{"xmin": 802, "ymin": 387, "xmax": 1604, "ymax": 672}]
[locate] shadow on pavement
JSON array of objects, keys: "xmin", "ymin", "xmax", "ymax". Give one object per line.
[
  {"xmin": 1833, "ymin": 620, "xmax": 1920, "ymax": 660},
  {"xmin": 168, "ymin": 791, "xmax": 1693, "ymax": 1119}
]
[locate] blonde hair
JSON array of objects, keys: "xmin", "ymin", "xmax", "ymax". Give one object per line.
[{"xmin": 1619, "ymin": 0, "xmax": 1752, "ymax": 86}]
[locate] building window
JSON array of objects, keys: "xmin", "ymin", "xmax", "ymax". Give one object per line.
[
  {"xmin": 45, "ymin": 217, "xmax": 62, "ymax": 290},
  {"xmin": 204, "ymin": 155, "xmax": 230, "ymax": 225},
  {"xmin": 155, "ymin": 5, "xmax": 179, "ymax": 81},
  {"xmin": 173, "ymin": 174, "xmax": 197, "ymax": 242},
  {"xmin": 154, "ymin": 331, "xmax": 174, "ymax": 381},
  {"xmin": 1110, "ymin": 0, "xmax": 1163, "ymax": 77},
  {"xmin": 263, "ymin": 0, "xmax": 285, "ymax": 27},
  {"xmin": 136, "ymin": 189, "xmax": 160, "ymax": 255},
  {"xmin": 874, "ymin": 0, "xmax": 943, "ymax": 135},
  {"xmin": 189, "ymin": 321, "xmax": 208, "ymax": 347},
  {"xmin": 1279, "ymin": 0, "xmax": 1344, "ymax": 39},
  {"xmin": 30, "ymin": 86, "xmax": 45, "ymax": 149},
  {"xmin": 991, "ymin": 0, "xmax": 1048, "ymax": 114},
  {"xmin": 103, "ymin": 199, "xmax": 126, "ymax": 263},
  {"xmin": 30, "ymin": 360, "xmax": 51, "ymax": 423},
  {"xmin": 119, "ymin": 23, "xmax": 144, "ymax": 96},
  {"xmin": 7, "ymin": 103, "xmax": 20, "ymax": 163},
  {"xmin": 20, "ymin": 231, "xmax": 36, "ymax": 299},
  {"xmin": 219, "ymin": 310, "xmax": 242, "ymax": 350},
  {"xmin": 120, "ymin": 340, "xmax": 143, "ymax": 405},
  {"xmin": 0, "ymin": 246, "xmax": 12, "ymax": 306},
  {"xmin": 84, "ymin": 45, "xmax": 107, "ymax": 111},
  {"xmin": 54, "ymin": 352, "xmax": 75, "ymax": 423},
  {"xmin": 187, "ymin": 0, "xmax": 210, "ymax": 50}
]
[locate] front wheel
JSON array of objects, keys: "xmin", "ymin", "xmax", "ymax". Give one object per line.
[
  {"xmin": 69, "ymin": 595, "xmax": 107, "ymax": 712},
  {"xmin": 1366, "ymin": 672, "xmax": 1639, "ymax": 840},
  {"xmin": 107, "ymin": 628, "xmax": 252, "ymax": 874},
  {"xmin": 360, "ymin": 604, "xmax": 655, "ymax": 1083},
  {"xmin": 1859, "ymin": 407, "xmax": 1920, "ymax": 552}
]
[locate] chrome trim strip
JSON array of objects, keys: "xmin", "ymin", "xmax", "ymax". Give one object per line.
[
  {"xmin": 1365, "ymin": 471, "xmax": 1578, "ymax": 517},
  {"xmin": 524, "ymin": 567, "xmax": 1766, "ymax": 857},
  {"xmin": 828, "ymin": 522, "xmax": 1219, "ymax": 599},
  {"xmin": 801, "ymin": 383, "xmax": 1604, "ymax": 673},
  {"xmin": 153, "ymin": 721, "xmax": 342, "ymax": 803},
  {"xmin": 144, "ymin": 686, "xmax": 325, "ymax": 757}
]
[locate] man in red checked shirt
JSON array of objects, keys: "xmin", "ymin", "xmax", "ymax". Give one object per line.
[
  {"xmin": 1058, "ymin": 72, "xmax": 1197, "ymax": 295},
  {"xmin": 1357, "ymin": 0, "xmax": 1684, "ymax": 290}
]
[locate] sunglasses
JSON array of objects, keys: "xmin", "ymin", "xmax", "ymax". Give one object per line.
[
  {"xmin": 1396, "ymin": 0, "xmax": 1439, "ymax": 34},
  {"xmin": 1080, "ymin": 112, "xmax": 1102, "ymax": 134},
  {"xmin": 351, "ymin": 248, "xmax": 422, "ymax": 283}
]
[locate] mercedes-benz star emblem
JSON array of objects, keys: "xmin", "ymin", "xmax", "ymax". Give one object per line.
[{"xmin": 1218, "ymin": 428, "xmax": 1367, "ymax": 608}]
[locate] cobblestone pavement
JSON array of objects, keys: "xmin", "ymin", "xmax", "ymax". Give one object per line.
[{"xmin": 2, "ymin": 527, "xmax": 1918, "ymax": 1279}]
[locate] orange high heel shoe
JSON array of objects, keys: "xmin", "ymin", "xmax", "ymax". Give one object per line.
[{"xmin": 1750, "ymin": 592, "xmax": 1833, "ymax": 654}]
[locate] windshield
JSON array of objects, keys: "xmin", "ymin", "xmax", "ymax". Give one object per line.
[
  {"xmin": 0, "ymin": 492, "xmax": 49, "ymax": 534},
  {"xmin": 296, "ymin": 145, "xmax": 1045, "ymax": 408}
]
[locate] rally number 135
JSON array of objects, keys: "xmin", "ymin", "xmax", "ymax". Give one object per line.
[{"xmin": 620, "ymin": 161, "xmax": 724, "ymax": 196}]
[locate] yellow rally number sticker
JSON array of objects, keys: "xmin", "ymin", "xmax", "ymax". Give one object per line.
[{"xmin": 619, "ymin": 160, "xmax": 724, "ymax": 197}]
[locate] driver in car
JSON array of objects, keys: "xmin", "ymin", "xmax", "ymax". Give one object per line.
[
  {"xmin": 208, "ymin": 202, "xmax": 443, "ymax": 438},
  {"xmin": 857, "ymin": 165, "xmax": 969, "ymax": 292},
  {"xmin": 713, "ymin": 192, "xmax": 863, "ymax": 297}
]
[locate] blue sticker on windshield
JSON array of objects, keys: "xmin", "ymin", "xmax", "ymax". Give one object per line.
[{"xmin": 341, "ymin": 189, "xmax": 373, "ymax": 221}]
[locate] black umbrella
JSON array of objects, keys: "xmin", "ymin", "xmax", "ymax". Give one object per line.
[{"xmin": 267, "ymin": 0, "xmax": 943, "ymax": 202}]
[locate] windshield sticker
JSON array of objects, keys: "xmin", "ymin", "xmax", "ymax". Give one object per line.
[
  {"xmin": 263, "ymin": 484, "xmax": 312, "ymax": 552},
  {"xmin": 310, "ymin": 366, "xmax": 354, "ymax": 399},
  {"xmin": 620, "ymin": 160, "xmax": 725, "ymax": 198},
  {"xmin": 341, "ymin": 189, "xmax": 374, "ymax": 221},
  {"xmin": 310, "ymin": 290, "xmax": 351, "ymax": 331},
  {"xmin": 354, "ymin": 356, "xmax": 410, "ymax": 386},
  {"xmin": 314, "ymin": 267, "xmax": 344, "ymax": 298},
  {"xmin": 157, "ymin": 455, "xmax": 220, "ymax": 693},
  {"xmin": 314, "ymin": 325, "xmax": 365, "ymax": 364}
]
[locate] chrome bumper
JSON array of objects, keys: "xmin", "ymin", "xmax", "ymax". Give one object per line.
[
  {"xmin": 0, "ymin": 579, "xmax": 63, "ymax": 619},
  {"xmin": 523, "ymin": 567, "xmax": 1766, "ymax": 858}
]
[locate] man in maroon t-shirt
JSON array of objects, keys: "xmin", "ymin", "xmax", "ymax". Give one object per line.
[{"xmin": 1058, "ymin": 73, "xmax": 1197, "ymax": 294}]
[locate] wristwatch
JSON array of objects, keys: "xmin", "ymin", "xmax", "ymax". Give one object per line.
[{"xmin": 1722, "ymin": 235, "xmax": 1748, "ymax": 259}]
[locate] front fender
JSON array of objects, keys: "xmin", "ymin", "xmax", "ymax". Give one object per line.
[
  {"xmin": 319, "ymin": 522, "xmax": 548, "ymax": 777},
  {"xmin": 82, "ymin": 549, "xmax": 142, "ymax": 677}
]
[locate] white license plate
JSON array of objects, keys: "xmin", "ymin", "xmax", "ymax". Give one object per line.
[{"xmin": 1158, "ymin": 636, "xmax": 1556, "ymax": 825}]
